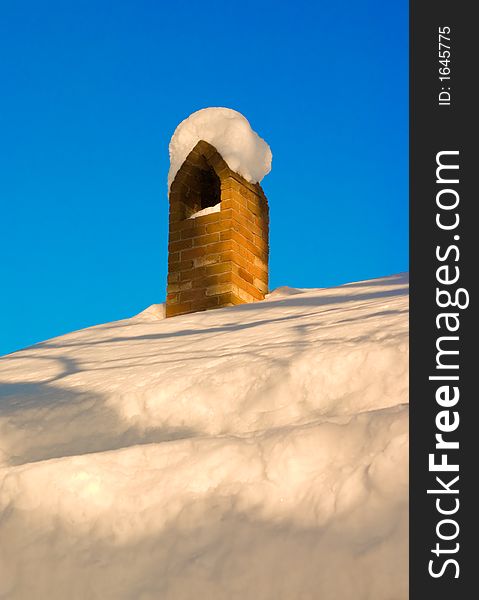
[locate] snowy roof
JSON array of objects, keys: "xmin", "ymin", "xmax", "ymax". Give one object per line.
[
  {"xmin": 168, "ymin": 107, "xmax": 272, "ymax": 190},
  {"xmin": 0, "ymin": 274, "xmax": 409, "ymax": 598}
]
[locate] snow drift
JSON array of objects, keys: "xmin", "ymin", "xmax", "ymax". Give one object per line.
[
  {"xmin": 168, "ymin": 107, "xmax": 272, "ymax": 190},
  {"xmin": 0, "ymin": 274, "xmax": 409, "ymax": 599}
]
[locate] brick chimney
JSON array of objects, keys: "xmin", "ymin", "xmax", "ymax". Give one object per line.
[{"xmin": 166, "ymin": 140, "xmax": 269, "ymax": 317}]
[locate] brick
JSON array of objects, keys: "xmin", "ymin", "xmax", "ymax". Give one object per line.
[
  {"xmin": 220, "ymin": 178, "xmax": 240, "ymax": 191},
  {"xmin": 180, "ymin": 288, "xmax": 207, "ymax": 302},
  {"xmin": 168, "ymin": 272, "xmax": 180, "ymax": 284},
  {"xmin": 170, "ymin": 178, "xmax": 189, "ymax": 193},
  {"xmin": 197, "ymin": 142, "xmax": 216, "ymax": 160},
  {"xmin": 169, "ymin": 259, "xmax": 194, "ymax": 273},
  {"xmin": 239, "ymin": 195, "xmax": 250, "ymax": 208},
  {"xmin": 216, "ymin": 292, "xmax": 234, "ymax": 306},
  {"xmin": 216, "ymin": 166, "xmax": 230, "ymax": 179},
  {"xmin": 237, "ymin": 204, "xmax": 255, "ymax": 222},
  {"xmin": 190, "ymin": 274, "xmax": 219, "ymax": 289},
  {"xmin": 167, "ymin": 280, "xmax": 193, "ymax": 293},
  {"xmin": 232, "ymin": 213, "xmax": 263, "ymax": 237},
  {"xmin": 231, "ymin": 273, "xmax": 264, "ymax": 300},
  {"xmin": 229, "ymin": 175, "xmax": 258, "ymax": 195},
  {"xmin": 253, "ymin": 234, "xmax": 268, "ymax": 252},
  {"xmin": 181, "ymin": 246, "xmax": 208, "ymax": 260},
  {"xmin": 169, "ymin": 238, "xmax": 193, "ymax": 253},
  {"xmin": 180, "ymin": 163, "xmax": 201, "ymax": 178},
  {"xmin": 179, "ymin": 266, "xmax": 205, "ymax": 281},
  {"xmin": 247, "ymin": 199, "xmax": 262, "ymax": 216},
  {"xmin": 193, "ymin": 296, "xmax": 219, "ymax": 311},
  {"xmin": 229, "ymin": 293, "xmax": 245, "ymax": 305},
  {"xmin": 193, "ymin": 212, "xmax": 221, "ymax": 225},
  {"xmin": 181, "ymin": 261, "xmax": 231, "ymax": 281},
  {"xmin": 206, "ymin": 283, "xmax": 232, "ymax": 296},
  {"xmin": 221, "ymin": 198, "xmax": 241, "ymax": 212},
  {"xmin": 228, "ymin": 230, "xmax": 257, "ymax": 255},
  {"xmin": 169, "ymin": 231, "xmax": 181, "ymax": 242},
  {"xmin": 230, "ymin": 252, "xmax": 253, "ymax": 272},
  {"xmin": 253, "ymin": 256, "xmax": 268, "ymax": 271},
  {"xmin": 166, "ymin": 293, "xmax": 179, "ymax": 303},
  {"xmin": 170, "ymin": 219, "xmax": 202, "ymax": 232},
  {"xmin": 254, "ymin": 215, "xmax": 269, "ymax": 227},
  {"xmin": 214, "ymin": 272, "xmax": 233, "ymax": 285},
  {"xmin": 231, "ymin": 285, "xmax": 258, "ymax": 304},
  {"xmin": 251, "ymin": 264, "xmax": 268, "ymax": 284},
  {"xmin": 220, "ymin": 227, "xmax": 252, "ymax": 245},
  {"xmin": 220, "ymin": 250, "xmax": 235, "ymax": 263},
  {"xmin": 181, "ymin": 225, "xmax": 206, "ymax": 239},
  {"xmin": 207, "ymin": 151, "xmax": 223, "ymax": 166},
  {"xmin": 237, "ymin": 267, "xmax": 254, "ymax": 284},
  {"xmin": 194, "ymin": 254, "xmax": 221, "ymax": 267},
  {"xmin": 254, "ymin": 278, "xmax": 268, "ymax": 294},
  {"xmin": 238, "ymin": 185, "xmax": 250, "ymax": 199},
  {"xmin": 193, "ymin": 233, "xmax": 220, "ymax": 246},
  {"xmin": 228, "ymin": 192, "xmax": 247, "ymax": 208},
  {"xmin": 166, "ymin": 302, "xmax": 192, "ymax": 317},
  {"xmin": 231, "ymin": 239, "xmax": 256, "ymax": 264},
  {"xmin": 220, "ymin": 188, "xmax": 236, "ymax": 200},
  {"xmin": 204, "ymin": 241, "xmax": 233, "ymax": 255},
  {"xmin": 206, "ymin": 261, "xmax": 233, "ymax": 275},
  {"xmin": 236, "ymin": 221, "xmax": 256, "ymax": 242},
  {"xmin": 168, "ymin": 251, "xmax": 180, "ymax": 264},
  {"xmin": 206, "ymin": 219, "xmax": 233, "ymax": 234},
  {"xmin": 191, "ymin": 272, "xmax": 231, "ymax": 289},
  {"xmin": 219, "ymin": 208, "xmax": 234, "ymax": 221}
]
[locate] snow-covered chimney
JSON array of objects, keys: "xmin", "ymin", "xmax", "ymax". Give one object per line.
[{"xmin": 166, "ymin": 108, "xmax": 271, "ymax": 317}]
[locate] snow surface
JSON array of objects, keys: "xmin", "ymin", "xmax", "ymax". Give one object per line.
[
  {"xmin": 168, "ymin": 107, "xmax": 272, "ymax": 190},
  {"xmin": 188, "ymin": 202, "xmax": 221, "ymax": 220},
  {"xmin": 0, "ymin": 274, "xmax": 409, "ymax": 599}
]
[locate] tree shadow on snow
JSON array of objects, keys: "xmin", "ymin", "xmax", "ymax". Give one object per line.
[
  {"xmin": 0, "ymin": 376, "xmax": 199, "ymax": 467},
  {"xmin": 0, "ymin": 274, "xmax": 408, "ymax": 467},
  {"xmin": 1, "ymin": 488, "xmax": 409, "ymax": 600},
  {"xmin": 27, "ymin": 283, "xmax": 409, "ymax": 351}
]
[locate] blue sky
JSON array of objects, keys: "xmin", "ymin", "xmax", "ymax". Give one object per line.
[{"xmin": 0, "ymin": 0, "xmax": 408, "ymax": 356}]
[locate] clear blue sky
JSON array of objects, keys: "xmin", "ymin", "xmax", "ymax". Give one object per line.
[{"xmin": 0, "ymin": 0, "xmax": 408, "ymax": 356}]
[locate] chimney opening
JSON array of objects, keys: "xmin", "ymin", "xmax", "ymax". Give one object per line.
[{"xmin": 198, "ymin": 164, "xmax": 221, "ymax": 210}]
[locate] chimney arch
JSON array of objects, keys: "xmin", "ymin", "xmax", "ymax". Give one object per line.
[{"xmin": 166, "ymin": 140, "xmax": 269, "ymax": 317}]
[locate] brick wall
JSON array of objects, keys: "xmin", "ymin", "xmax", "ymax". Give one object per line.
[{"xmin": 166, "ymin": 140, "xmax": 269, "ymax": 317}]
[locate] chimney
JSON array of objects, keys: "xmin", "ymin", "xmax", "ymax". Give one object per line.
[{"xmin": 166, "ymin": 140, "xmax": 269, "ymax": 317}]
